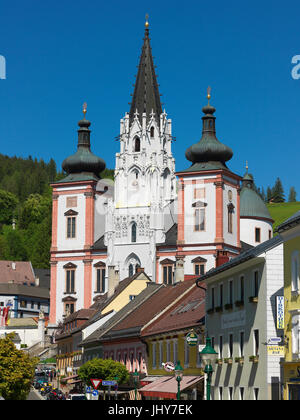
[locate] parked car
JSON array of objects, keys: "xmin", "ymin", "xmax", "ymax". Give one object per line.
[{"xmin": 66, "ymin": 394, "xmax": 87, "ymax": 400}]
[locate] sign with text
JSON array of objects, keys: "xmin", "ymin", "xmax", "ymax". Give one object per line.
[
  {"xmin": 186, "ymin": 331, "xmax": 198, "ymax": 347},
  {"xmin": 221, "ymin": 310, "xmax": 246, "ymax": 330},
  {"xmin": 276, "ymin": 296, "xmax": 284, "ymax": 330},
  {"xmin": 267, "ymin": 345, "xmax": 284, "ymax": 356},
  {"xmin": 102, "ymin": 380, "xmax": 116, "ymax": 386}
]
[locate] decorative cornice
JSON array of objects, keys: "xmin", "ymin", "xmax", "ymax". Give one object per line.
[{"xmin": 64, "ymin": 209, "xmax": 78, "ymax": 216}]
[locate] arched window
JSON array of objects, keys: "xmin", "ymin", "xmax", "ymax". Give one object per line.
[
  {"xmin": 150, "ymin": 127, "xmax": 155, "ymax": 138},
  {"xmin": 131, "ymin": 223, "xmax": 137, "ymax": 243},
  {"xmin": 129, "ymin": 264, "xmax": 134, "ymax": 277},
  {"xmin": 134, "ymin": 137, "xmax": 140, "ymax": 152}
]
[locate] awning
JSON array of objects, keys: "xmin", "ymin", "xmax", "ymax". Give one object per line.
[
  {"xmin": 139, "ymin": 376, "xmax": 204, "ymax": 399},
  {"xmin": 65, "ymin": 375, "xmax": 79, "ymax": 381}
]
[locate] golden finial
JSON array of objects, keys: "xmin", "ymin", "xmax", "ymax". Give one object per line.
[
  {"xmin": 145, "ymin": 13, "xmax": 149, "ymax": 28},
  {"xmin": 83, "ymin": 102, "xmax": 87, "ymax": 119},
  {"xmin": 246, "ymin": 160, "xmax": 249, "ymax": 172},
  {"xmin": 207, "ymin": 86, "xmax": 211, "ymax": 104}
]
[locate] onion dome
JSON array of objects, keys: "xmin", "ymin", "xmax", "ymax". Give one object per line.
[
  {"xmin": 240, "ymin": 165, "xmax": 272, "ymax": 220},
  {"xmin": 61, "ymin": 104, "xmax": 106, "ymax": 180},
  {"xmin": 185, "ymin": 89, "xmax": 233, "ymax": 171}
]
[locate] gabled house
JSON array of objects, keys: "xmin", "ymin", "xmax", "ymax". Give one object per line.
[
  {"xmin": 55, "ymin": 269, "xmax": 153, "ymax": 377},
  {"xmin": 140, "ymin": 284, "xmax": 206, "ymax": 400}
]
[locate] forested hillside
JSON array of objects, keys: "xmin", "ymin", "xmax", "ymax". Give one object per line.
[{"xmin": 0, "ymin": 154, "xmax": 113, "ymax": 268}]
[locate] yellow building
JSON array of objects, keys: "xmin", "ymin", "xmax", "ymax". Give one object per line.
[{"xmin": 277, "ymin": 211, "xmax": 300, "ymax": 400}]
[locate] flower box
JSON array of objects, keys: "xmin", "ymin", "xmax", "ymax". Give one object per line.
[
  {"xmin": 224, "ymin": 358, "xmax": 233, "ymax": 365},
  {"xmin": 224, "ymin": 303, "xmax": 233, "ymax": 310},
  {"xmin": 235, "ymin": 300, "xmax": 244, "ymax": 308},
  {"xmin": 235, "ymin": 357, "xmax": 244, "ymax": 365},
  {"xmin": 216, "ymin": 358, "xmax": 223, "ymax": 366},
  {"xmin": 215, "ymin": 306, "xmax": 223, "ymax": 313},
  {"xmin": 249, "ymin": 296, "xmax": 258, "ymax": 303},
  {"xmin": 249, "ymin": 355, "xmax": 259, "ymax": 363}
]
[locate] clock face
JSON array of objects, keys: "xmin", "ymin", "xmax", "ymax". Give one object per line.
[{"xmin": 228, "ymin": 190, "xmax": 233, "ymax": 202}]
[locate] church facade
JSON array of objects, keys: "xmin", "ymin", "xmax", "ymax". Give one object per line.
[{"xmin": 49, "ymin": 21, "xmax": 273, "ymax": 326}]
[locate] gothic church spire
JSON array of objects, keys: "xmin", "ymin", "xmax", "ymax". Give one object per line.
[{"xmin": 129, "ymin": 16, "xmax": 163, "ymax": 125}]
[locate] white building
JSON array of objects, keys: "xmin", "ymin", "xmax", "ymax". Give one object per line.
[{"xmin": 197, "ymin": 235, "xmax": 284, "ymax": 400}]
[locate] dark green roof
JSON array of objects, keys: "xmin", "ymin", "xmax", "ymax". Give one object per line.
[
  {"xmin": 54, "ymin": 172, "xmax": 100, "ymax": 184},
  {"xmin": 184, "ymin": 101, "xmax": 233, "ymax": 172},
  {"xmin": 240, "ymin": 172, "xmax": 272, "ymax": 220},
  {"xmin": 59, "ymin": 116, "xmax": 106, "ymax": 183}
]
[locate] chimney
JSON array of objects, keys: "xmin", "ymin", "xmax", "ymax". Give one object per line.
[
  {"xmin": 216, "ymin": 251, "xmax": 230, "ymax": 268},
  {"xmin": 35, "ymin": 277, "xmax": 40, "ymax": 287},
  {"xmin": 136, "ymin": 267, "xmax": 144, "ymax": 274},
  {"xmin": 107, "ymin": 266, "xmax": 120, "ymax": 298},
  {"xmin": 12, "ymin": 262, "xmax": 16, "ymax": 270},
  {"xmin": 175, "ymin": 256, "xmax": 185, "ymax": 283}
]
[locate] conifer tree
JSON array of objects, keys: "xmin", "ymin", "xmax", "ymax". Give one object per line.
[
  {"xmin": 272, "ymin": 178, "xmax": 285, "ymax": 203},
  {"xmin": 288, "ymin": 186, "xmax": 297, "ymax": 202}
]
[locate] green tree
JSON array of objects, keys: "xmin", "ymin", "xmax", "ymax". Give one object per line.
[
  {"xmin": 272, "ymin": 178, "xmax": 285, "ymax": 203},
  {"xmin": 0, "ymin": 189, "xmax": 19, "ymax": 226},
  {"xmin": 288, "ymin": 186, "xmax": 297, "ymax": 202},
  {"xmin": 0, "ymin": 333, "xmax": 38, "ymax": 400},
  {"xmin": 29, "ymin": 212, "xmax": 52, "ymax": 268},
  {"xmin": 267, "ymin": 186, "xmax": 273, "ymax": 203},
  {"xmin": 78, "ymin": 358, "xmax": 129, "ymax": 387},
  {"xmin": 1, "ymin": 226, "xmax": 28, "ymax": 261},
  {"xmin": 18, "ymin": 194, "xmax": 52, "ymax": 229}
]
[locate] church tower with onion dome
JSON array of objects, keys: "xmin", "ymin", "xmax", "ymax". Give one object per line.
[
  {"xmin": 175, "ymin": 89, "xmax": 242, "ymax": 275},
  {"xmin": 49, "ymin": 105, "xmax": 107, "ymax": 325}
]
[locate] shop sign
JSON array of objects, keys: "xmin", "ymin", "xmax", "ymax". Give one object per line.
[
  {"xmin": 267, "ymin": 345, "xmax": 284, "ymax": 356},
  {"xmin": 276, "ymin": 296, "xmax": 284, "ymax": 330},
  {"xmin": 186, "ymin": 330, "xmax": 198, "ymax": 347}
]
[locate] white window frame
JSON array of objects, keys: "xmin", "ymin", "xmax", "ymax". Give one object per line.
[{"xmin": 291, "ymin": 251, "xmax": 299, "ymax": 294}]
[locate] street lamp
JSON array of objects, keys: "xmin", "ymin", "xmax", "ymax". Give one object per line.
[
  {"xmin": 114, "ymin": 376, "xmax": 119, "ymax": 400},
  {"xmin": 199, "ymin": 337, "xmax": 218, "ymax": 401},
  {"xmin": 133, "ymin": 369, "xmax": 139, "ymax": 400},
  {"xmin": 174, "ymin": 361, "xmax": 184, "ymax": 401},
  {"xmin": 57, "ymin": 368, "xmax": 60, "ymax": 391}
]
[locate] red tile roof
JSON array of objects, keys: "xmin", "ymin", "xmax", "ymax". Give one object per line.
[
  {"xmin": 0, "ymin": 261, "xmax": 36, "ymax": 285},
  {"xmin": 141, "ymin": 284, "xmax": 206, "ymax": 337},
  {"xmin": 109, "ymin": 279, "xmax": 197, "ymax": 333}
]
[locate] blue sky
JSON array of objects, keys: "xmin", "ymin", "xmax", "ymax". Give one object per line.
[{"xmin": 0, "ymin": 0, "xmax": 299, "ymax": 197}]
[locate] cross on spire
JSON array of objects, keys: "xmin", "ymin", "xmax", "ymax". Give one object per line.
[{"xmin": 129, "ymin": 18, "xmax": 163, "ymax": 125}]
